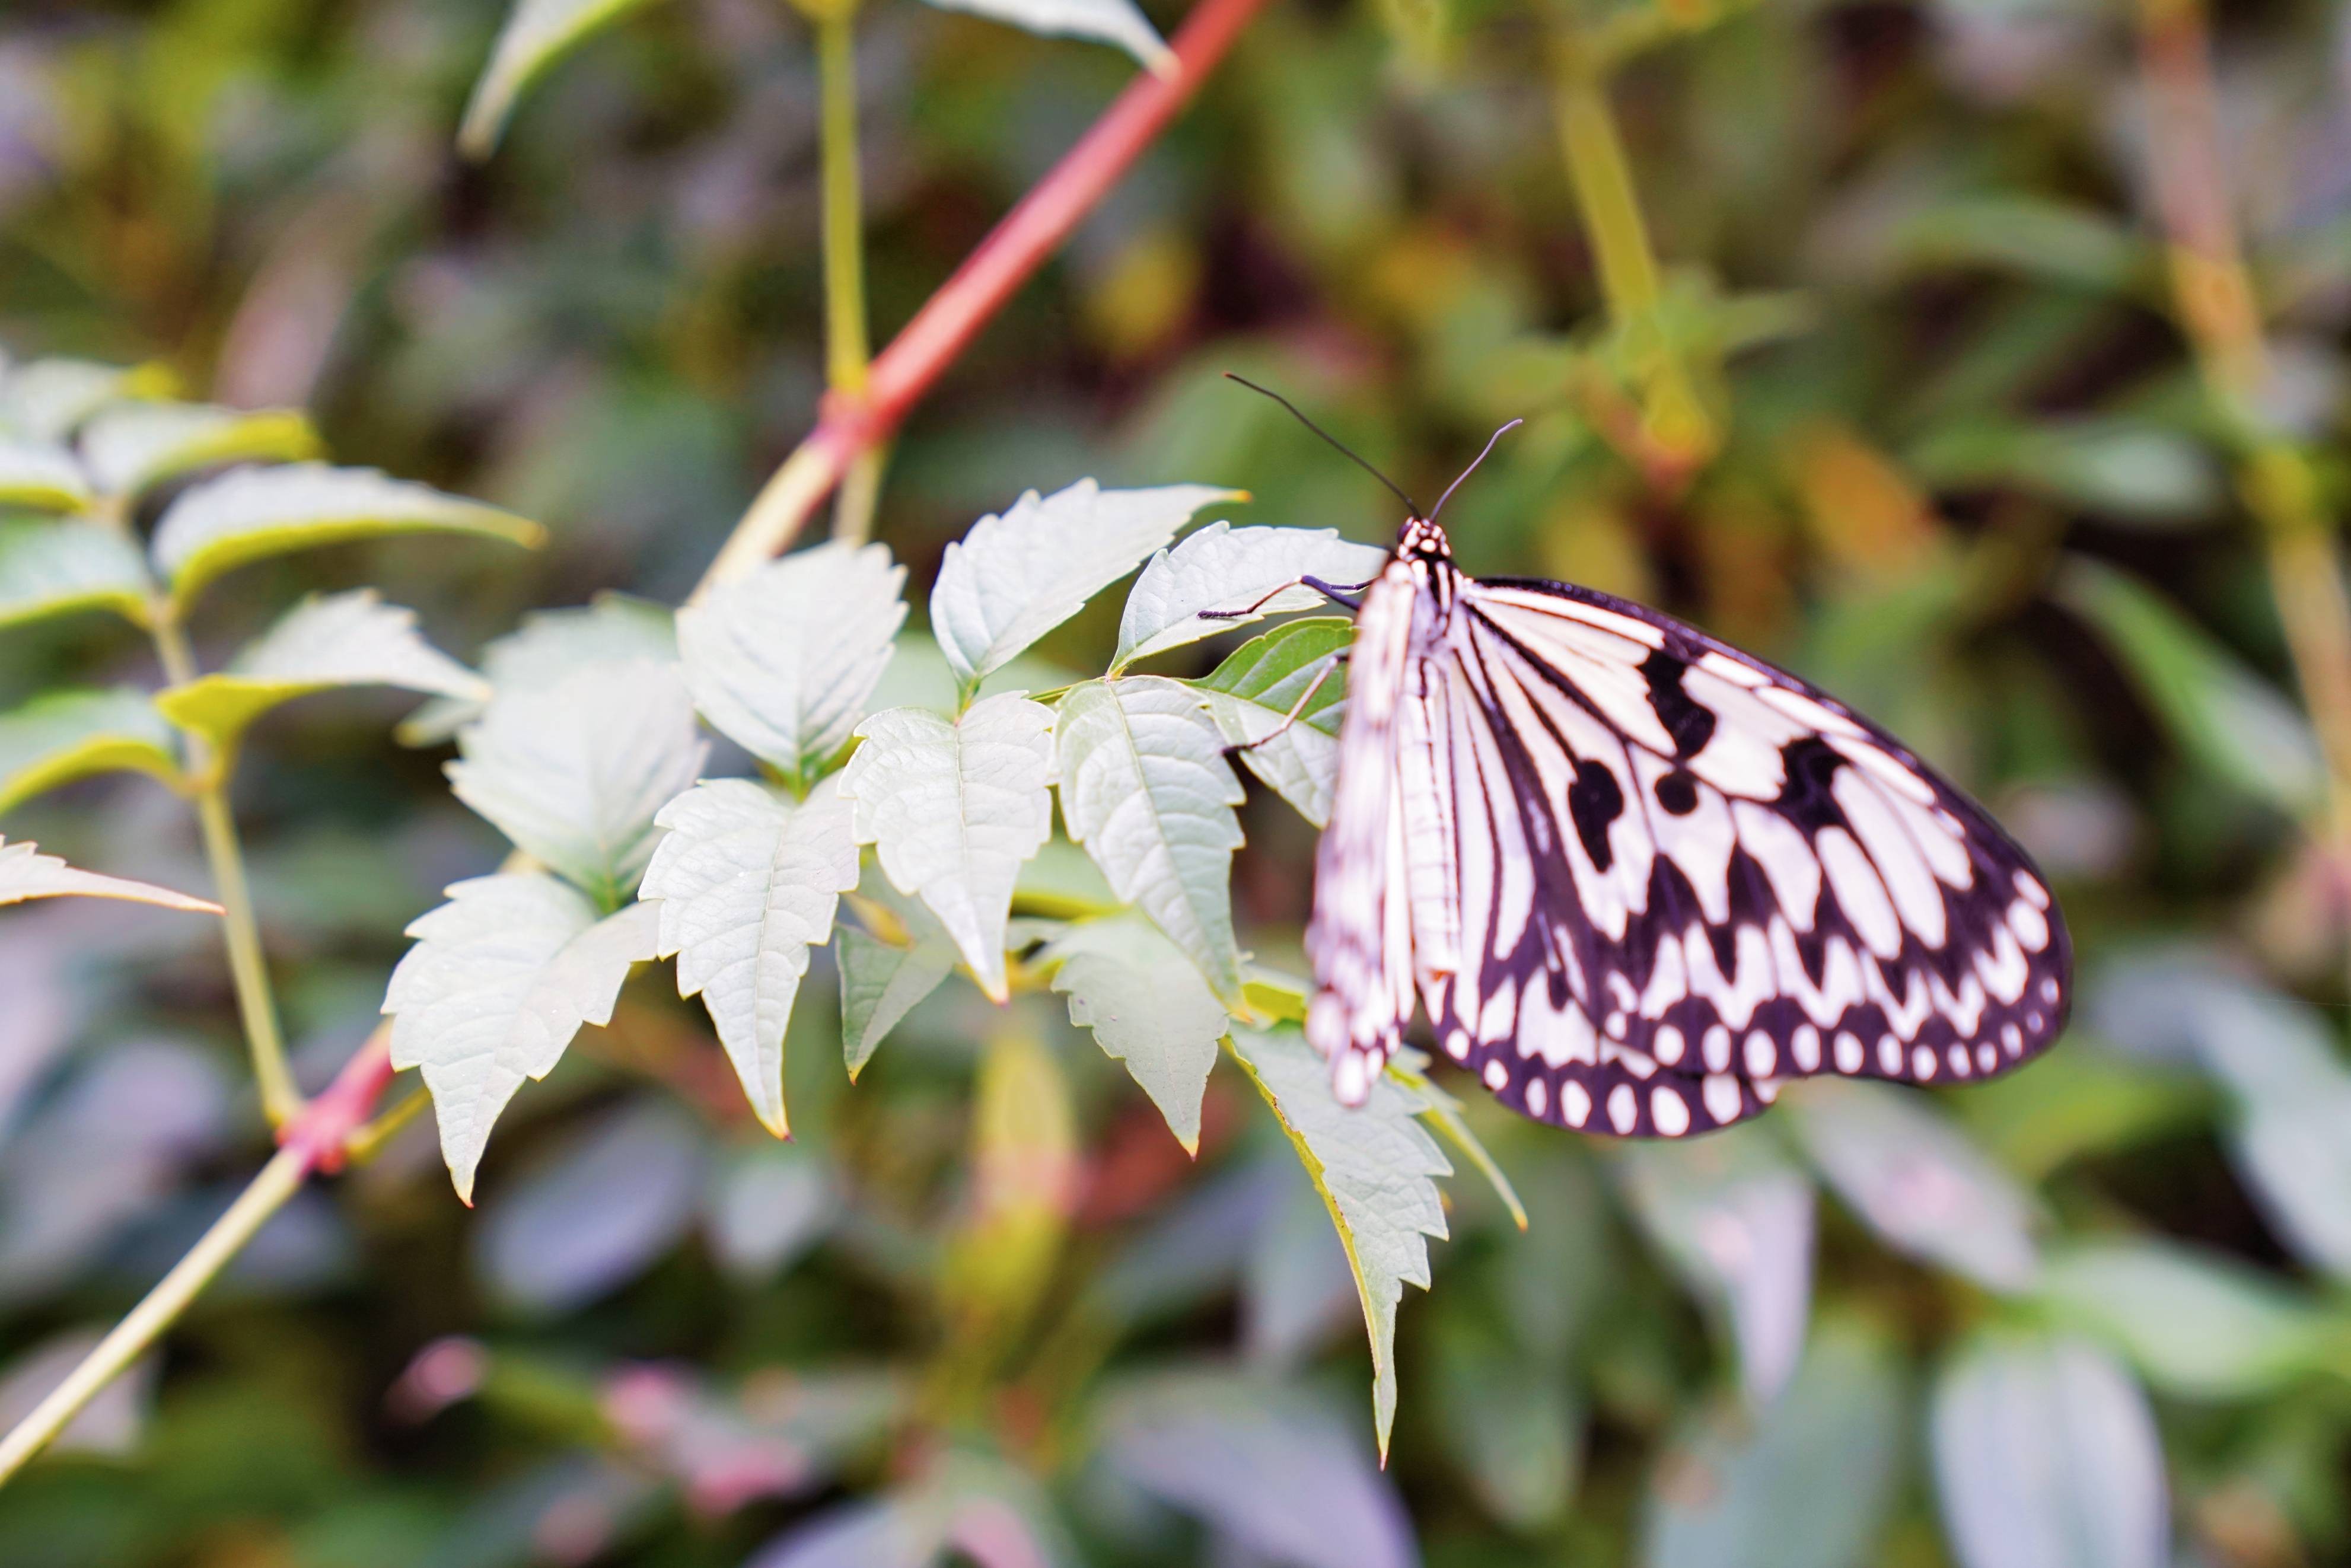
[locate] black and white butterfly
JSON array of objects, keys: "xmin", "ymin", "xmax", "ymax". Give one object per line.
[{"xmin": 1261, "ymin": 409, "xmax": 2070, "ymax": 1139}]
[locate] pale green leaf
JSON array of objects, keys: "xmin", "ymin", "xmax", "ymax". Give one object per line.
[
  {"xmin": 1782, "ymin": 1078, "xmax": 2041, "ymax": 1292},
  {"xmin": 0, "ymin": 687, "xmax": 181, "ymax": 814},
  {"xmin": 78, "ymin": 402, "xmax": 320, "ymax": 498},
  {"xmin": 856, "ymin": 629, "xmax": 1081, "ymax": 721},
  {"xmin": 0, "ymin": 837, "xmax": 218, "ymax": 913},
  {"xmin": 1043, "ymin": 914, "xmax": 1231, "ymax": 1154},
  {"xmin": 841, "ymin": 695, "xmax": 1055, "ymax": 1001},
  {"xmin": 1055, "ymin": 677, "xmax": 1245, "ymax": 1004},
  {"xmin": 2031, "ymin": 1238, "xmax": 2346, "ymax": 1398},
  {"xmin": 1194, "ymin": 617, "xmax": 1350, "ymax": 827},
  {"xmin": 447, "ymin": 660, "xmax": 706, "ymax": 907},
  {"xmin": 0, "ymin": 440, "xmax": 90, "ymax": 514},
  {"xmin": 2056, "ymin": 556, "xmax": 2324, "ymax": 814},
  {"xmin": 384, "ymin": 872, "xmax": 661, "ymax": 1202},
  {"xmin": 837, "ymin": 923, "xmax": 957, "ymax": 1081},
  {"xmin": 399, "ymin": 592, "xmax": 674, "ymax": 745},
  {"xmin": 1385, "ymin": 1053, "xmax": 1526, "ymax": 1231},
  {"xmin": 458, "ymin": 0, "xmax": 671, "ymax": 158},
  {"xmin": 1618, "ymin": 1130, "xmax": 1816, "ymax": 1405},
  {"xmin": 916, "ymin": 0, "xmax": 1174, "ymax": 71},
  {"xmin": 155, "ymin": 589, "xmax": 488, "ymax": 747},
  {"xmin": 151, "ymin": 463, "xmax": 544, "ymax": 609},
  {"xmin": 1226, "ymin": 1024, "xmax": 1451, "ymax": 1459},
  {"xmin": 1931, "ymin": 1333, "xmax": 2167, "ymax": 1568},
  {"xmin": 0, "ymin": 359, "xmax": 169, "ymax": 442},
  {"xmin": 677, "ymin": 541, "xmax": 907, "ymax": 786},
  {"xmin": 638, "ymin": 777, "xmax": 860, "ymax": 1136},
  {"xmin": 928, "ymin": 480, "xmax": 1237, "ymax": 691},
  {"xmin": 0, "ymin": 521, "xmax": 152, "ymax": 632},
  {"xmin": 1116, "ymin": 524, "xmax": 1385, "ymax": 667},
  {"xmin": 1642, "ymin": 1321, "xmax": 1906, "ymax": 1568}
]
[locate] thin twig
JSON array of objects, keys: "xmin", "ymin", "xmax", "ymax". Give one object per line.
[
  {"xmin": 693, "ymin": 0, "xmax": 1273, "ymax": 597},
  {"xmin": 815, "ymin": 3, "xmax": 888, "ymax": 546}
]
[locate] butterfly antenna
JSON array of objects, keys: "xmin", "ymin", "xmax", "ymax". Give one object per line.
[
  {"xmin": 1429, "ymin": 418, "xmax": 1523, "ymax": 521},
  {"xmin": 1223, "ymin": 373, "xmax": 1422, "ymax": 516}
]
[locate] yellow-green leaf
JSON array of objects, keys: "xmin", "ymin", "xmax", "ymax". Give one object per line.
[
  {"xmin": 79, "ymin": 402, "xmax": 321, "ymax": 499},
  {"xmin": 0, "ymin": 688, "xmax": 181, "ymax": 814},
  {"xmin": 0, "ymin": 521, "xmax": 153, "ymax": 633}
]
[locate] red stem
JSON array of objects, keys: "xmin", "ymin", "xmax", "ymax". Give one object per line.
[{"xmin": 280, "ymin": 1027, "xmax": 395, "ymax": 1175}]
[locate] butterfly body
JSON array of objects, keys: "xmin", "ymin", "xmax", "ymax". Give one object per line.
[{"xmin": 1304, "ymin": 515, "xmax": 2070, "ymax": 1137}]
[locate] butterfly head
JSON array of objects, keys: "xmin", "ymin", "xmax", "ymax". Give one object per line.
[{"xmin": 1399, "ymin": 515, "xmax": 1452, "ymax": 562}]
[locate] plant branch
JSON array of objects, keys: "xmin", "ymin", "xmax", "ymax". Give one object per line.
[
  {"xmin": 0, "ymin": 1027, "xmax": 393, "ymax": 1483},
  {"xmin": 2135, "ymin": 0, "xmax": 2351, "ymax": 973},
  {"xmin": 151, "ymin": 610, "xmax": 302, "ymax": 1128},
  {"xmin": 695, "ymin": 0, "xmax": 1272, "ymax": 596},
  {"xmin": 816, "ymin": 3, "xmax": 889, "ymax": 546}
]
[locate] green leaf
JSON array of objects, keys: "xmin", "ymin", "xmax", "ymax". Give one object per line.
[
  {"xmin": 837, "ymin": 922, "xmax": 957, "ymax": 1081},
  {"xmin": 150, "ymin": 463, "xmax": 543, "ymax": 610},
  {"xmin": 1782, "ymin": 1079, "xmax": 2040, "ymax": 1292},
  {"xmin": 447, "ymin": 660, "xmax": 706, "ymax": 908},
  {"xmin": 638, "ymin": 777, "xmax": 860, "ymax": 1137},
  {"xmin": 2055, "ymin": 556, "xmax": 2324, "ymax": 814},
  {"xmin": 155, "ymin": 590, "xmax": 488, "ymax": 747},
  {"xmin": 1888, "ymin": 196, "xmax": 2149, "ymax": 295},
  {"xmin": 928, "ymin": 480, "xmax": 1237, "ymax": 693},
  {"xmin": 384, "ymin": 872, "xmax": 661, "ymax": 1202},
  {"xmin": 78, "ymin": 401, "xmax": 321, "ymax": 498},
  {"xmin": 0, "ymin": 837, "xmax": 218, "ymax": 913},
  {"xmin": 1910, "ymin": 420, "xmax": 2221, "ymax": 524},
  {"xmin": 1114, "ymin": 524, "xmax": 1385, "ymax": 668},
  {"xmin": 915, "ymin": 0, "xmax": 1173, "ymax": 72},
  {"xmin": 1618, "ymin": 1130, "xmax": 1816, "ymax": 1405},
  {"xmin": 1226, "ymin": 1024, "xmax": 1451, "ymax": 1460},
  {"xmin": 1931, "ymin": 1333, "xmax": 2167, "ymax": 1568},
  {"xmin": 0, "ymin": 521, "xmax": 153, "ymax": 632},
  {"xmin": 1055, "ymin": 677, "xmax": 1246, "ymax": 1005},
  {"xmin": 676, "ymin": 541, "xmax": 907, "ymax": 787},
  {"xmin": 2032, "ymin": 1238, "xmax": 2347, "ymax": 1398},
  {"xmin": 457, "ymin": 0, "xmax": 672, "ymax": 158},
  {"xmin": 1194, "ymin": 617, "xmax": 1351, "ymax": 827},
  {"xmin": 842, "ymin": 695, "xmax": 1056, "ymax": 1001},
  {"xmin": 1642, "ymin": 1320, "xmax": 1906, "ymax": 1568},
  {"xmin": 1430, "ymin": 1316, "xmax": 1581, "ymax": 1531},
  {"xmin": 399, "ymin": 592, "xmax": 674, "ymax": 746},
  {"xmin": 1042, "ymin": 914, "xmax": 1231, "ymax": 1154},
  {"xmin": 0, "ymin": 687, "xmax": 181, "ymax": 814},
  {"xmin": 0, "ymin": 439, "xmax": 90, "ymax": 513},
  {"xmin": 0, "ymin": 358, "xmax": 169, "ymax": 442},
  {"xmin": 855, "ymin": 629, "xmax": 1081, "ymax": 721}
]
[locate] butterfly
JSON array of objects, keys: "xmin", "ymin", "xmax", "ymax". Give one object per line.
[{"xmin": 1231, "ymin": 384, "xmax": 2072, "ymax": 1138}]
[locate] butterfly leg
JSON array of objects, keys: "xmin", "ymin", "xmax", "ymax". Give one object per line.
[
  {"xmin": 1224, "ymin": 653, "xmax": 1347, "ymax": 756},
  {"xmin": 1198, "ymin": 575, "xmax": 1374, "ymax": 622}
]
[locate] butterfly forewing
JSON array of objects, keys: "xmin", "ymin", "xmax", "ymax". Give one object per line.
[{"xmin": 1305, "ymin": 543, "xmax": 2070, "ymax": 1137}]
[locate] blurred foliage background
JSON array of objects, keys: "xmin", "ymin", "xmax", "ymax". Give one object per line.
[{"xmin": 2, "ymin": 0, "xmax": 2351, "ymax": 1563}]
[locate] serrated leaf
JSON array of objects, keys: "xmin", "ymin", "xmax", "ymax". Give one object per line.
[
  {"xmin": 1055, "ymin": 677, "xmax": 1245, "ymax": 1004},
  {"xmin": 677, "ymin": 541, "xmax": 907, "ymax": 786},
  {"xmin": 0, "ymin": 837, "xmax": 218, "ymax": 913},
  {"xmin": 1783, "ymin": 1079, "xmax": 2040, "ymax": 1292},
  {"xmin": 1931, "ymin": 1333, "xmax": 2167, "ymax": 1568},
  {"xmin": 841, "ymin": 695, "xmax": 1055, "ymax": 1002},
  {"xmin": 638, "ymin": 777, "xmax": 859, "ymax": 1136},
  {"xmin": 0, "ymin": 439, "xmax": 90, "ymax": 513},
  {"xmin": 837, "ymin": 924, "xmax": 956, "ymax": 1081},
  {"xmin": 447, "ymin": 661, "xmax": 706, "ymax": 907},
  {"xmin": 928, "ymin": 480, "xmax": 1237, "ymax": 692},
  {"xmin": 155, "ymin": 589, "xmax": 488, "ymax": 747},
  {"xmin": 916, "ymin": 0, "xmax": 1174, "ymax": 72},
  {"xmin": 1227, "ymin": 1024, "xmax": 1451, "ymax": 1459},
  {"xmin": 79, "ymin": 402, "xmax": 320, "ymax": 498},
  {"xmin": 151, "ymin": 463, "xmax": 544, "ymax": 609},
  {"xmin": 1116, "ymin": 524, "xmax": 1386, "ymax": 667},
  {"xmin": 1043, "ymin": 914, "xmax": 1230, "ymax": 1154},
  {"xmin": 0, "ymin": 521, "xmax": 152, "ymax": 632},
  {"xmin": 1386, "ymin": 1054, "xmax": 1527, "ymax": 1231},
  {"xmin": 0, "ymin": 359, "xmax": 168, "ymax": 442},
  {"xmin": 400, "ymin": 592, "xmax": 674, "ymax": 745},
  {"xmin": 2056, "ymin": 556, "xmax": 2324, "ymax": 814},
  {"xmin": 458, "ymin": 0, "xmax": 671, "ymax": 158},
  {"xmin": 1642, "ymin": 1321, "xmax": 1906, "ymax": 1568},
  {"xmin": 1196, "ymin": 617, "xmax": 1351, "ymax": 827},
  {"xmin": 0, "ymin": 687, "xmax": 181, "ymax": 814},
  {"xmin": 2031, "ymin": 1238, "xmax": 2346, "ymax": 1398},
  {"xmin": 1619, "ymin": 1130, "xmax": 1816, "ymax": 1405},
  {"xmin": 384, "ymin": 872, "xmax": 661, "ymax": 1202}
]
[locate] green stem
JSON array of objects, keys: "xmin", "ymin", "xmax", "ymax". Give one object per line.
[
  {"xmin": 152, "ymin": 611, "xmax": 301, "ymax": 1128},
  {"xmin": 817, "ymin": 3, "xmax": 887, "ymax": 545},
  {"xmin": 0, "ymin": 1146, "xmax": 306, "ymax": 1484}
]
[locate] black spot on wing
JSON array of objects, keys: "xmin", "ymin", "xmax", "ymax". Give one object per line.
[
  {"xmin": 1640, "ymin": 650, "xmax": 1717, "ymax": 757},
  {"xmin": 1567, "ymin": 758, "xmax": 1624, "ymax": 872},
  {"xmin": 1775, "ymin": 736, "xmax": 1849, "ymax": 830},
  {"xmin": 1654, "ymin": 769, "xmax": 1698, "ymax": 815}
]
